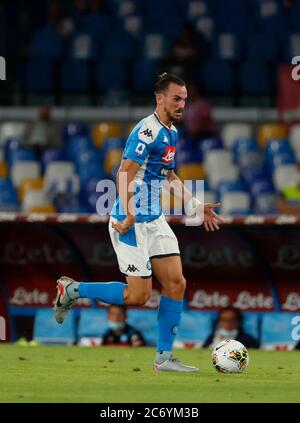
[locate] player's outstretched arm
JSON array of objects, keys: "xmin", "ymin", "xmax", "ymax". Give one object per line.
[{"xmin": 166, "ymin": 170, "xmax": 224, "ymax": 231}]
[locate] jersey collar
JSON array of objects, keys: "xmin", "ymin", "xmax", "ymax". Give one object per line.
[{"xmin": 154, "ymin": 112, "xmax": 172, "ymax": 131}]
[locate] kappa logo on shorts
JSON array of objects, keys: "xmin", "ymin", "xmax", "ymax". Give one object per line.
[
  {"xmin": 126, "ymin": 264, "xmax": 139, "ymax": 273},
  {"xmin": 161, "ymin": 146, "xmax": 176, "ymax": 164}
]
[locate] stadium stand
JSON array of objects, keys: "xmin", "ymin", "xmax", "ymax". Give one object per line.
[{"xmin": 0, "ymin": 118, "xmax": 299, "ymax": 214}]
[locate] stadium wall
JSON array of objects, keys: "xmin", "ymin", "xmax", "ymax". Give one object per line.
[{"xmin": 1, "ymin": 214, "xmax": 300, "ymax": 341}]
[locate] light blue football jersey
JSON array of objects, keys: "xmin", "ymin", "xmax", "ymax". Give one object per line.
[{"xmin": 112, "ymin": 112, "xmax": 178, "ymax": 223}]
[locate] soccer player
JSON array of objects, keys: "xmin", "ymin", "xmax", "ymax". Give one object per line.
[{"xmin": 54, "ymin": 73, "xmax": 224, "ymax": 372}]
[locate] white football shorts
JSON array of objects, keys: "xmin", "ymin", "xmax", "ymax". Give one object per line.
[{"xmin": 108, "ymin": 214, "xmax": 180, "ymax": 278}]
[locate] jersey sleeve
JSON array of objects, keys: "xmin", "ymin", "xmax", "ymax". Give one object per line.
[{"xmin": 123, "ymin": 125, "xmax": 156, "ymax": 165}]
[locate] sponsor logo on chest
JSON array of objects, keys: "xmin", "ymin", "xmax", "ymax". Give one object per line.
[{"xmin": 161, "ymin": 146, "xmax": 176, "ymax": 164}]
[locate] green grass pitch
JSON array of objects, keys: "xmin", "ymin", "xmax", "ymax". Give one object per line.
[{"xmin": 0, "ymin": 345, "xmax": 299, "ymax": 403}]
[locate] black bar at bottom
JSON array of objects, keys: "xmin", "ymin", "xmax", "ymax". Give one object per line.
[{"xmin": 0, "ymin": 403, "xmax": 298, "ymax": 421}]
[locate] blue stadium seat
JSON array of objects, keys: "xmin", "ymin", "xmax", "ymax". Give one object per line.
[
  {"xmin": 31, "ymin": 27, "xmax": 63, "ymax": 59},
  {"xmin": 179, "ymin": 0, "xmax": 213, "ymax": 20},
  {"xmin": 81, "ymin": 13, "xmax": 112, "ymax": 41},
  {"xmin": 217, "ymin": 179, "xmax": 248, "ymax": 200},
  {"xmin": 246, "ymin": 32, "xmax": 278, "ymax": 62},
  {"xmin": 141, "ymin": 33, "xmax": 169, "ymax": 59},
  {"xmin": 79, "ymin": 178, "xmax": 102, "ymax": 212},
  {"xmin": 232, "ymin": 138, "xmax": 259, "ymax": 163},
  {"xmin": 132, "ymin": 60, "xmax": 160, "ymax": 92},
  {"xmin": 67, "ymin": 135, "xmax": 93, "ymax": 161},
  {"xmin": 242, "ymin": 165, "xmax": 270, "ymax": 186},
  {"xmin": 127, "ymin": 309, "xmax": 157, "ymax": 346},
  {"xmin": 198, "ymin": 137, "xmax": 224, "ymax": 160},
  {"xmin": 61, "ymin": 60, "xmax": 89, "ymax": 92},
  {"xmin": 257, "ymin": 15, "xmax": 288, "ymax": 37},
  {"xmin": 254, "ymin": 192, "xmax": 277, "ymax": 214},
  {"xmin": 145, "ymin": 15, "xmax": 182, "ymax": 42},
  {"xmin": 102, "ymin": 30, "xmax": 135, "ymax": 60},
  {"xmin": 41, "ymin": 149, "xmax": 67, "ymax": 171},
  {"xmin": 261, "ymin": 313, "xmax": 299, "ymax": 350},
  {"xmin": 7, "ymin": 148, "xmax": 36, "ymax": 166},
  {"xmin": 75, "ymin": 149, "xmax": 103, "ymax": 170},
  {"xmin": 211, "ymin": 33, "xmax": 242, "ymax": 61},
  {"xmin": 243, "ymin": 312, "xmax": 260, "ymax": 340},
  {"xmin": 216, "ymin": 12, "xmax": 252, "ymax": 34},
  {"xmin": 265, "ymin": 141, "xmax": 296, "ymax": 172},
  {"xmin": 290, "ymin": 5, "xmax": 300, "ymax": 32},
  {"xmin": 78, "ymin": 308, "xmax": 108, "ymax": 339},
  {"xmin": 239, "ymin": 62, "xmax": 270, "ymax": 94},
  {"xmin": 103, "ymin": 137, "xmax": 126, "ymax": 154},
  {"xmin": 265, "ymin": 139, "xmax": 293, "ymax": 156},
  {"xmin": 173, "ymin": 144, "xmax": 202, "ymax": 167},
  {"xmin": 0, "ymin": 178, "xmax": 18, "ymax": 210},
  {"xmin": 24, "ymin": 59, "xmax": 54, "ymax": 92},
  {"xmin": 201, "ymin": 61, "xmax": 234, "ymax": 94},
  {"xmin": 67, "ymin": 32, "xmax": 98, "ymax": 60},
  {"xmin": 267, "ymin": 151, "xmax": 296, "ymax": 173},
  {"xmin": 96, "ymin": 60, "xmax": 125, "ymax": 91},
  {"xmin": 33, "ymin": 308, "xmax": 76, "ymax": 345},
  {"xmin": 62, "ymin": 123, "xmax": 90, "ymax": 142},
  {"xmin": 214, "ymin": 0, "xmax": 247, "ymax": 13},
  {"xmin": 78, "ymin": 160, "xmax": 105, "ymax": 184},
  {"xmin": 4, "ymin": 137, "xmax": 23, "ymax": 161},
  {"xmin": 176, "ymin": 311, "xmax": 213, "ymax": 346},
  {"xmin": 250, "ymin": 178, "xmax": 275, "ymax": 198}
]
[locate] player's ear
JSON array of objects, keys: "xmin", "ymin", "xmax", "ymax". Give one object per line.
[{"xmin": 155, "ymin": 92, "xmax": 163, "ymax": 105}]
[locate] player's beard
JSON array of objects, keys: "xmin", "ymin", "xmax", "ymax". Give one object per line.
[{"xmin": 164, "ymin": 106, "xmax": 183, "ymax": 123}]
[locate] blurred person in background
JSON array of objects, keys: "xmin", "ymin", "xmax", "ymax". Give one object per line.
[
  {"xmin": 101, "ymin": 305, "xmax": 146, "ymax": 347},
  {"xmin": 203, "ymin": 306, "xmax": 259, "ymax": 349},
  {"xmin": 183, "ymin": 82, "xmax": 217, "ymax": 144},
  {"xmin": 164, "ymin": 23, "xmax": 208, "ymax": 80},
  {"xmin": 26, "ymin": 106, "xmax": 61, "ymax": 151}
]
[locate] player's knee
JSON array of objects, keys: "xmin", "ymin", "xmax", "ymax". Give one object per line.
[{"xmin": 169, "ymin": 275, "xmax": 186, "ymax": 296}]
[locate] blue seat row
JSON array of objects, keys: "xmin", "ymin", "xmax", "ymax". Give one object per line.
[
  {"xmin": 23, "ymin": 58, "xmax": 280, "ymax": 95},
  {"xmin": 33, "ymin": 308, "xmax": 299, "ymax": 349}
]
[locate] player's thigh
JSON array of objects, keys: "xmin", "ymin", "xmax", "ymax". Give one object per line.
[
  {"xmin": 151, "ymin": 255, "xmax": 186, "ymax": 300},
  {"xmin": 124, "ymin": 275, "xmax": 152, "ymax": 305}
]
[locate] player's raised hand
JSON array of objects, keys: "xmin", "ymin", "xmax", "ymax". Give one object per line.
[
  {"xmin": 112, "ymin": 215, "xmax": 136, "ymax": 235},
  {"xmin": 203, "ymin": 202, "xmax": 224, "ymax": 232}
]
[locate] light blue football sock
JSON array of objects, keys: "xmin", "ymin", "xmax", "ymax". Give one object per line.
[
  {"xmin": 78, "ymin": 282, "xmax": 125, "ymax": 305},
  {"xmin": 156, "ymin": 295, "xmax": 183, "ymax": 363}
]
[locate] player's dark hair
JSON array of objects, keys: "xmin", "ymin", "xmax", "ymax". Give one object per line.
[
  {"xmin": 218, "ymin": 306, "xmax": 243, "ymax": 323},
  {"xmin": 108, "ymin": 304, "xmax": 127, "ymax": 315},
  {"xmin": 154, "ymin": 72, "xmax": 185, "ymax": 93}
]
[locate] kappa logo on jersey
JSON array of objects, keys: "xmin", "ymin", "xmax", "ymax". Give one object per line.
[
  {"xmin": 162, "ymin": 135, "xmax": 169, "ymax": 144},
  {"xmin": 161, "ymin": 146, "xmax": 176, "ymax": 164},
  {"xmin": 139, "ymin": 128, "xmax": 153, "ymax": 139}
]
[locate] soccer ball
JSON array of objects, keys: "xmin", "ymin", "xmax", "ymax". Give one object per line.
[{"xmin": 212, "ymin": 339, "xmax": 249, "ymax": 373}]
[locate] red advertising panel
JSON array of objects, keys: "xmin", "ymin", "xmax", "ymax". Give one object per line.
[{"xmin": 0, "ymin": 218, "xmax": 299, "ymax": 312}]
